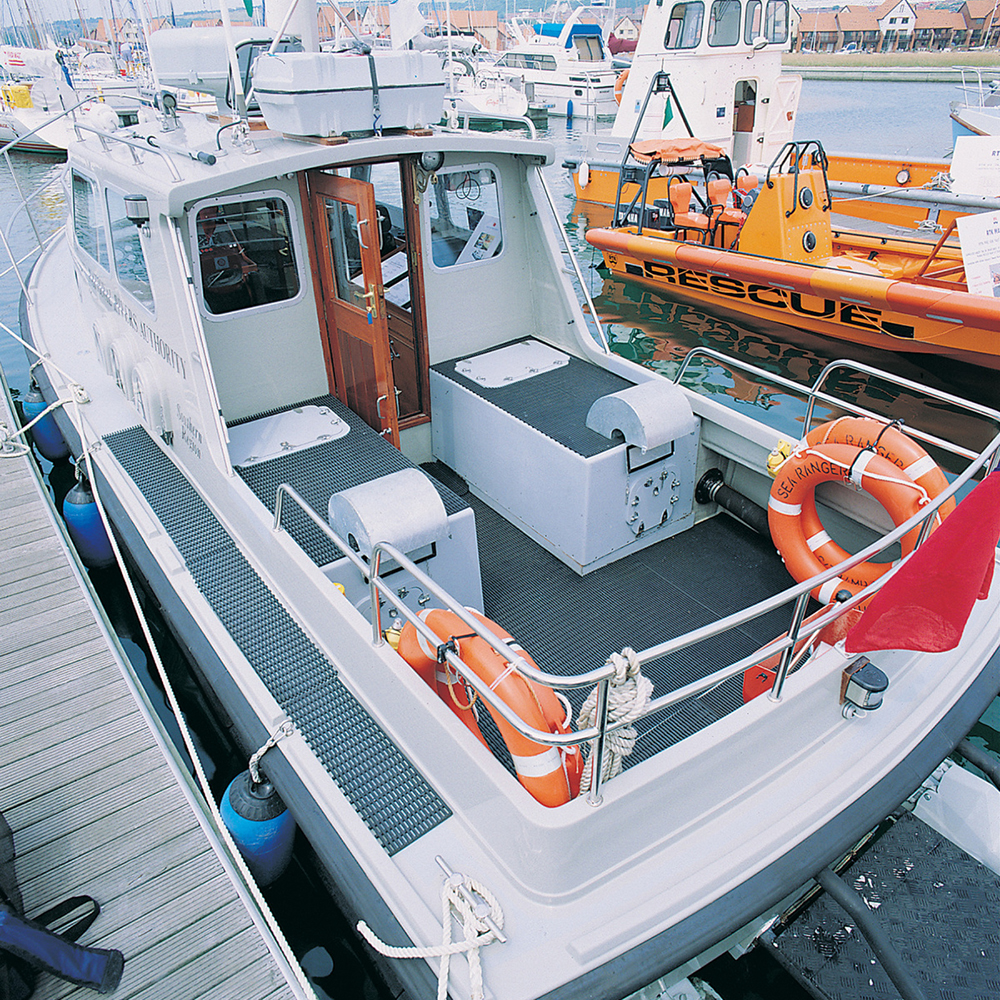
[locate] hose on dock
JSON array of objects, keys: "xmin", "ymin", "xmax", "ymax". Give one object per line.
[{"xmin": 814, "ymin": 867, "xmax": 927, "ymax": 1000}]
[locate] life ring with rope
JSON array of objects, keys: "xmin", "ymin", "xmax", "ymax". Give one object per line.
[
  {"xmin": 396, "ymin": 609, "xmax": 583, "ymax": 807},
  {"xmin": 614, "ymin": 69, "xmax": 629, "ymax": 105},
  {"xmin": 746, "ymin": 419, "xmax": 952, "ymax": 701},
  {"xmin": 768, "ymin": 442, "xmax": 937, "ymax": 606}
]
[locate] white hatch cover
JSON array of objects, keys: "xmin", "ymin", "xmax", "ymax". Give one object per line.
[
  {"xmin": 454, "ymin": 340, "xmax": 569, "ymax": 388},
  {"xmin": 229, "ymin": 404, "xmax": 350, "ymax": 467}
]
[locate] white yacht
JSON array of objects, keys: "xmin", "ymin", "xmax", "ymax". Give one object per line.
[
  {"xmin": 494, "ymin": 12, "xmax": 618, "ymax": 119},
  {"xmin": 13, "ymin": 6, "xmax": 1000, "ymax": 999}
]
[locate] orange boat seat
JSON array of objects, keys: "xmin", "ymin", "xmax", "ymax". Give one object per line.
[
  {"xmin": 706, "ymin": 176, "xmax": 746, "ymax": 246},
  {"xmin": 667, "ymin": 178, "xmax": 711, "ymax": 243}
]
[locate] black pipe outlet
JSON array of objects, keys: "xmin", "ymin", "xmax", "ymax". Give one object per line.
[{"xmin": 696, "ymin": 469, "xmax": 771, "ymax": 539}]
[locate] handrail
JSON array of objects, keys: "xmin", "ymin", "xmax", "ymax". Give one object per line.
[
  {"xmin": 442, "ymin": 107, "xmax": 537, "ymax": 139},
  {"xmin": 675, "ymin": 347, "xmax": 1000, "ymax": 462},
  {"xmin": 533, "ymin": 171, "xmax": 610, "ymax": 352},
  {"xmin": 69, "ymin": 123, "xmax": 184, "ymax": 182},
  {"xmin": 270, "ymin": 383, "xmax": 1000, "ymax": 803},
  {"xmin": 272, "ymin": 481, "xmax": 617, "ymax": 802},
  {"xmin": 803, "ymin": 357, "xmax": 1000, "ymax": 441}
]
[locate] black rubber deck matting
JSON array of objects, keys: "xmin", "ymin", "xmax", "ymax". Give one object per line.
[
  {"xmin": 422, "ymin": 461, "xmax": 800, "ymax": 772},
  {"xmin": 233, "ymin": 394, "xmax": 469, "ymax": 566},
  {"xmin": 431, "ymin": 338, "xmax": 634, "ymax": 458},
  {"xmin": 105, "ymin": 424, "xmax": 451, "ymax": 855},
  {"xmin": 769, "ymin": 810, "xmax": 1000, "ymax": 1000}
]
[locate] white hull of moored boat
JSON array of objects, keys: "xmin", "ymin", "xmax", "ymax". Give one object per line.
[{"xmin": 16, "ymin": 27, "xmax": 1000, "ymax": 1000}]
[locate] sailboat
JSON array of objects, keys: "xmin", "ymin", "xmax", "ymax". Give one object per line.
[{"xmin": 12, "ymin": 1, "xmax": 1000, "ymax": 997}]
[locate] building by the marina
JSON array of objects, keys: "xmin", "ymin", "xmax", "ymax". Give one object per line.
[{"xmin": 794, "ymin": 0, "xmax": 1000, "ymax": 52}]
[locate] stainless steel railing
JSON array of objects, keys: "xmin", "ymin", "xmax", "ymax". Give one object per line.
[{"xmin": 273, "ymin": 356, "xmax": 1000, "ymax": 805}]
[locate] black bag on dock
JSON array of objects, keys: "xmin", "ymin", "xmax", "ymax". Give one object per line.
[{"xmin": 0, "ymin": 810, "xmax": 124, "ymax": 998}]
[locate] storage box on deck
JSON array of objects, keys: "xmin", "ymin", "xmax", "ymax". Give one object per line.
[{"xmin": 253, "ymin": 51, "xmax": 446, "ymax": 136}]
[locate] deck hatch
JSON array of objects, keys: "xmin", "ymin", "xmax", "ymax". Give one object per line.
[
  {"xmin": 233, "ymin": 394, "xmax": 468, "ymax": 566},
  {"xmin": 432, "ymin": 338, "xmax": 633, "ymax": 458},
  {"xmin": 103, "ymin": 424, "xmax": 452, "ymax": 855}
]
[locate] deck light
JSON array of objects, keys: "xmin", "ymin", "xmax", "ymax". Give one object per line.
[{"xmin": 123, "ymin": 195, "xmax": 150, "ymax": 228}]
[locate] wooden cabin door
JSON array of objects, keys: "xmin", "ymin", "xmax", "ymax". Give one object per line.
[{"xmin": 305, "ymin": 171, "xmax": 400, "ymax": 447}]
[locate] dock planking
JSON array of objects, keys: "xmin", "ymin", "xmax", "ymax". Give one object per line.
[{"xmin": 0, "ymin": 376, "xmax": 310, "ymax": 1000}]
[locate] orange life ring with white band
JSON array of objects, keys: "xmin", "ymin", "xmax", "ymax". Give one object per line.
[
  {"xmin": 768, "ymin": 443, "xmax": 932, "ymax": 605},
  {"xmin": 798, "ymin": 418, "xmax": 954, "ymax": 577},
  {"xmin": 614, "ymin": 69, "xmax": 629, "ymax": 105},
  {"xmin": 397, "ymin": 609, "xmax": 583, "ymax": 808}
]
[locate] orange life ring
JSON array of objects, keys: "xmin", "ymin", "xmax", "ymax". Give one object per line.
[
  {"xmin": 614, "ymin": 69, "xmax": 629, "ymax": 105},
  {"xmin": 768, "ymin": 442, "xmax": 932, "ymax": 605},
  {"xmin": 794, "ymin": 418, "xmax": 953, "ymax": 587},
  {"xmin": 397, "ymin": 609, "xmax": 583, "ymax": 808}
]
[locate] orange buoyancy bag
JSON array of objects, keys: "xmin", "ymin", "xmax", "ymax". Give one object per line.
[{"xmin": 397, "ymin": 609, "xmax": 583, "ymax": 807}]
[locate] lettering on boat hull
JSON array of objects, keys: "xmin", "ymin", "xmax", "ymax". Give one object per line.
[{"xmin": 637, "ymin": 260, "xmax": 916, "ymax": 341}]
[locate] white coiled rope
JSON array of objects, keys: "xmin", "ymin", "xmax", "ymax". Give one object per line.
[
  {"xmin": 578, "ymin": 648, "xmax": 653, "ymax": 794},
  {"xmin": 357, "ymin": 872, "xmax": 504, "ymax": 1000}
]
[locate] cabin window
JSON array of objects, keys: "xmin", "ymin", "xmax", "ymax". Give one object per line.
[
  {"xmin": 192, "ymin": 194, "xmax": 300, "ymax": 316},
  {"xmin": 106, "ymin": 189, "xmax": 153, "ymax": 311},
  {"xmin": 497, "ymin": 52, "xmax": 557, "ymax": 71},
  {"xmin": 573, "ymin": 35, "xmax": 605, "ymax": 61},
  {"xmin": 426, "ymin": 166, "xmax": 503, "ymax": 269},
  {"xmin": 72, "ymin": 172, "xmax": 109, "ymax": 269},
  {"xmin": 708, "ymin": 0, "xmax": 742, "ymax": 45},
  {"xmin": 744, "ymin": 0, "xmax": 762, "ymax": 42},
  {"xmin": 764, "ymin": 0, "xmax": 788, "ymax": 42},
  {"xmin": 665, "ymin": 2, "xmax": 705, "ymax": 49}
]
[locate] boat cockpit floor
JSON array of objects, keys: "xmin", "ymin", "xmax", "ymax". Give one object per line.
[
  {"xmin": 232, "ymin": 394, "xmax": 470, "ymax": 565},
  {"xmin": 425, "ymin": 463, "xmax": 799, "ymax": 771},
  {"xmin": 232, "ymin": 394, "xmax": 800, "ymax": 775}
]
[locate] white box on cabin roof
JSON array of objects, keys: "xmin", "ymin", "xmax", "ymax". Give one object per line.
[{"xmin": 253, "ymin": 50, "xmax": 446, "ymax": 136}]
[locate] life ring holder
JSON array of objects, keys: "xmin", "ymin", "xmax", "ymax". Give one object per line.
[
  {"xmin": 768, "ymin": 442, "xmax": 933, "ymax": 605},
  {"xmin": 614, "ymin": 69, "xmax": 629, "ymax": 105},
  {"xmin": 397, "ymin": 609, "xmax": 583, "ymax": 808}
]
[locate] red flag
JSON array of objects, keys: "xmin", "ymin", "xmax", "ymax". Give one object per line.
[{"xmin": 845, "ymin": 471, "xmax": 1000, "ymax": 654}]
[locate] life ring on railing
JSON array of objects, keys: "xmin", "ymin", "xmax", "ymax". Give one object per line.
[
  {"xmin": 768, "ymin": 442, "xmax": 934, "ymax": 605},
  {"xmin": 795, "ymin": 418, "xmax": 953, "ymax": 586},
  {"xmin": 614, "ymin": 69, "xmax": 629, "ymax": 105},
  {"xmin": 397, "ymin": 609, "xmax": 583, "ymax": 807}
]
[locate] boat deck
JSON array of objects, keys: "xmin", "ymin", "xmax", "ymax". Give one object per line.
[
  {"xmin": 232, "ymin": 393, "xmax": 801, "ymax": 776},
  {"xmin": 0, "ymin": 374, "xmax": 309, "ymax": 1000}
]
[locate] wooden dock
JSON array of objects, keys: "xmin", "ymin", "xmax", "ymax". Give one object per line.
[{"xmin": 0, "ymin": 371, "xmax": 311, "ymax": 1000}]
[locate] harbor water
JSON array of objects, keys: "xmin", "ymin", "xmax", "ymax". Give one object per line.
[{"xmin": 1, "ymin": 77, "xmax": 998, "ymax": 999}]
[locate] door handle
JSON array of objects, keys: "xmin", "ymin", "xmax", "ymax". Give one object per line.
[
  {"xmin": 376, "ymin": 391, "xmax": 399, "ymax": 418},
  {"xmin": 357, "ymin": 218, "xmax": 369, "ymax": 249},
  {"xmin": 362, "ymin": 283, "xmax": 379, "ymax": 320}
]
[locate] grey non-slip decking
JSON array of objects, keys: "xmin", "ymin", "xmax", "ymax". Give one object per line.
[{"xmin": 0, "ymin": 380, "xmax": 308, "ymax": 1000}]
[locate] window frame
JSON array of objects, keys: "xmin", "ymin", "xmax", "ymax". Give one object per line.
[
  {"xmin": 664, "ymin": 2, "xmax": 706, "ymax": 50},
  {"xmin": 708, "ymin": 0, "xmax": 742, "ymax": 46},
  {"xmin": 424, "ymin": 162, "xmax": 506, "ymax": 273},
  {"xmin": 71, "ymin": 170, "xmax": 110, "ymax": 272},
  {"xmin": 189, "ymin": 190, "xmax": 305, "ymax": 321},
  {"xmin": 763, "ymin": 0, "xmax": 789, "ymax": 42}
]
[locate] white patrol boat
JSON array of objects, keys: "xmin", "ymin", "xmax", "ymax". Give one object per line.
[{"xmin": 14, "ymin": 3, "xmax": 1000, "ymax": 998}]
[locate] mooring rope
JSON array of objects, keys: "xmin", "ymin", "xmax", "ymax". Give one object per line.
[
  {"xmin": 578, "ymin": 647, "xmax": 653, "ymax": 795},
  {"xmin": 357, "ymin": 871, "xmax": 505, "ymax": 1000}
]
